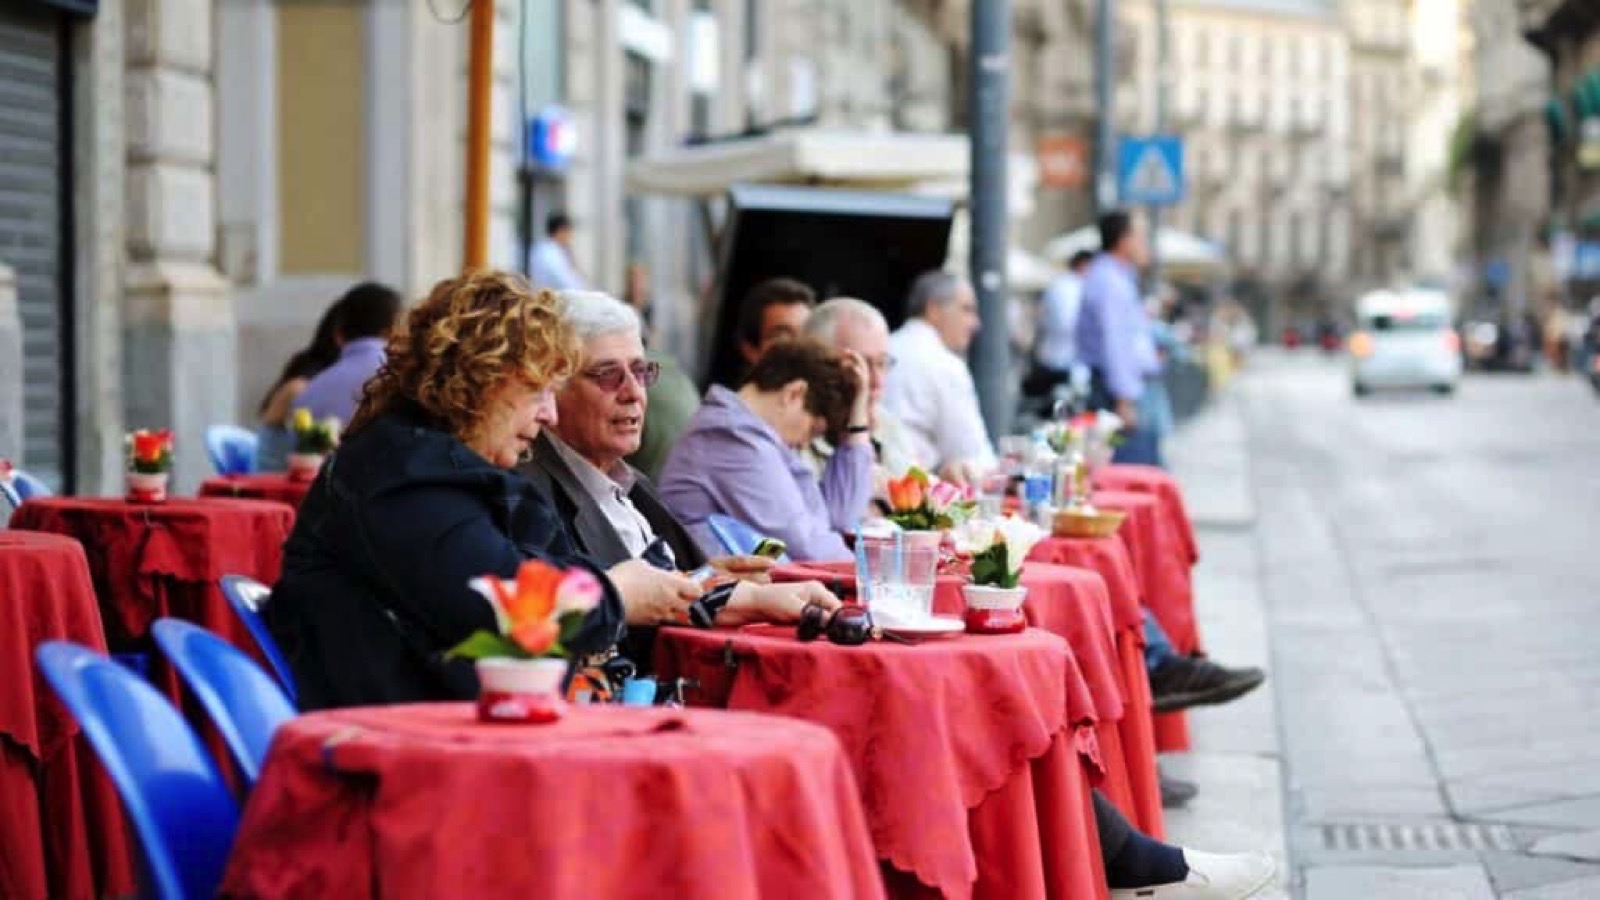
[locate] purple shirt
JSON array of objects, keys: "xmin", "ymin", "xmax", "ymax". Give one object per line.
[
  {"xmin": 1076, "ymin": 255, "xmax": 1154, "ymax": 401},
  {"xmin": 294, "ymin": 338, "xmax": 387, "ymax": 424},
  {"xmin": 657, "ymin": 386, "xmax": 873, "ymax": 563}
]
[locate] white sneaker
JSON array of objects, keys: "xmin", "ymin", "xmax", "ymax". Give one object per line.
[{"xmin": 1109, "ymin": 849, "xmax": 1277, "ymax": 900}]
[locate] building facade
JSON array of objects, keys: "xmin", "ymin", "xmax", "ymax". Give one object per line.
[
  {"xmin": 1523, "ymin": 0, "xmax": 1600, "ymax": 304},
  {"xmin": 1119, "ymin": 0, "xmax": 1352, "ymax": 330}
]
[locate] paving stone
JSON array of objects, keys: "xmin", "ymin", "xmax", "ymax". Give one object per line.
[
  {"xmin": 1503, "ymin": 875, "xmax": 1600, "ymax": 899},
  {"xmin": 1478, "ymin": 797, "xmax": 1600, "ymax": 831},
  {"xmin": 1481, "ymin": 851, "xmax": 1600, "ymax": 894},
  {"xmin": 1529, "ymin": 831, "xmax": 1600, "ymax": 863},
  {"xmin": 1304, "ymin": 864, "xmax": 1497, "ymax": 900}
]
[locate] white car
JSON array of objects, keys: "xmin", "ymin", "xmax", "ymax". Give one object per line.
[{"xmin": 1349, "ymin": 289, "xmax": 1462, "ymax": 396}]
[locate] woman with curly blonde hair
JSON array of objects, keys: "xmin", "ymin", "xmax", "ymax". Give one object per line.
[{"xmin": 267, "ymin": 270, "xmax": 699, "ymax": 710}]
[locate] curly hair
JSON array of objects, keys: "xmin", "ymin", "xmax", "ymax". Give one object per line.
[
  {"xmin": 741, "ymin": 338, "xmax": 861, "ymax": 440},
  {"xmin": 348, "ymin": 270, "xmax": 578, "ymax": 442}
]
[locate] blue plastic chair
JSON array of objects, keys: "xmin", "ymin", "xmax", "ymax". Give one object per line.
[
  {"xmin": 151, "ymin": 619, "xmax": 295, "ymax": 787},
  {"xmin": 219, "ymin": 574, "xmax": 296, "ymax": 705},
  {"xmin": 204, "ymin": 425, "xmax": 258, "ymax": 476},
  {"xmin": 9, "ymin": 468, "xmax": 51, "ymax": 500},
  {"xmin": 35, "ymin": 641, "xmax": 241, "ymax": 900},
  {"xmin": 706, "ymin": 514, "xmax": 792, "ymax": 563}
]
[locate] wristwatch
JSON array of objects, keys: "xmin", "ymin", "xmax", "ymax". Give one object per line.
[{"xmin": 688, "ymin": 581, "xmax": 738, "ymax": 628}]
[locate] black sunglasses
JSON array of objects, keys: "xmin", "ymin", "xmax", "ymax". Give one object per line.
[
  {"xmin": 797, "ymin": 604, "xmax": 881, "ymax": 646},
  {"xmin": 581, "ymin": 360, "xmax": 661, "ymax": 392}
]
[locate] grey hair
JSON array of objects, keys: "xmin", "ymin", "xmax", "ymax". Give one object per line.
[
  {"xmin": 556, "ymin": 290, "xmax": 641, "ymax": 344},
  {"xmin": 804, "ymin": 297, "xmax": 888, "ymax": 344},
  {"xmin": 905, "ymin": 270, "xmax": 971, "ymax": 318}
]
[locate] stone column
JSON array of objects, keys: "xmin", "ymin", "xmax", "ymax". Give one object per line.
[
  {"xmin": 0, "ymin": 264, "xmax": 21, "ymax": 463},
  {"xmin": 73, "ymin": 0, "xmax": 128, "ymax": 494},
  {"xmin": 124, "ymin": 0, "xmax": 236, "ymax": 493}
]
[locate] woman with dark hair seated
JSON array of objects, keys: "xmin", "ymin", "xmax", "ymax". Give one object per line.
[{"xmin": 267, "ymin": 271, "xmax": 700, "ymax": 710}]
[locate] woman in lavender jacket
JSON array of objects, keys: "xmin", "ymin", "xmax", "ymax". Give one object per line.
[{"xmin": 658, "ymin": 339, "xmax": 874, "ymax": 562}]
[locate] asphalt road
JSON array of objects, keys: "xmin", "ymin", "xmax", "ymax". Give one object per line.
[{"xmin": 1240, "ymin": 352, "xmax": 1600, "ymax": 898}]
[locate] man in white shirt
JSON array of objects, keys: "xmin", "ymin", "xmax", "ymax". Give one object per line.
[
  {"xmin": 882, "ymin": 271, "xmax": 996, "ymax": 481},
  {"xmin": 527, "ymin": 212, "xmax": 588, "ymax": 291},
  {"xmin": 1026, "ymin": 250, "xmax": 1095, "ymax": 401}
]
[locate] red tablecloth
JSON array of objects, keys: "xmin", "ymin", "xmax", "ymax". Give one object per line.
[
  {"xmin": 222, "ymin": 704, "xmax": 886, "ymax": 900},
  {"xmin": 1095, "ymin": 465, "xmax": 1199, "ymax": 567},
  {"xmin": 1025, "ymin": 537, "xmax": 1170, "ymax": 819},
  {"xmin": 10, "ymin": 497, "xmax": 294, "ymax": 702},
  {"xmin": 0, "ymin": 532, "xmax": 136, "ymax": 900},
  {"xmin": 655, "ymin": 625, "xmax": 1107, "ymax": 900},
  {"xmin": 1089, "ymin": 491, "xmax": 1196, "ymax": 753},
  {"xmin": 199, "ymin": 474, "xmax": 311, "ymax": 510}
]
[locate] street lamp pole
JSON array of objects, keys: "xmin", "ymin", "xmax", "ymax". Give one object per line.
[
  {"xmin": 970, "ymin": 0, "xmax": 1013, "ymax": 437},
  {"xmin": 1094, "ymin": 0, "xmax": 1117, "ymax": 213},
  {"xmin": 1150, "ymin": 0, "xmax": 1171, "ymax": 290},
  {"xmin": 464, "ymin": 0, "xmax": 495, "ymax": 270}
]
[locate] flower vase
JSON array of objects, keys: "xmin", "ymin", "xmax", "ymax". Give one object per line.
[
  {"xmin": 286, "ymin": 453, "xmax": 325, "ymax": 483},
  {"xmin": 475, "ymin": 658, "xmax": 569, "ymax": 723},
  {"xmin": 962, "ymin": 584, "xmax": 1028, "ymax": 634},
  {"xmin": 124, "ymin": 471, "xmax": 169, "ymax": 504}
]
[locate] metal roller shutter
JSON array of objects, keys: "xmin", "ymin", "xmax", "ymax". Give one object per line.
[{"xmin": 0, "ymin": 3, "xmax": 68, "ymax": 490}]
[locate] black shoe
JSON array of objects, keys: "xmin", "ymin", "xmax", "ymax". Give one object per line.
[
  {"xmin": 1149, "ymin": 656, "xmax": 1265, "ymax": 713},
  {"xmin": 1161, "ymin": 774, "xmax": 1198, "ymax": 809}
]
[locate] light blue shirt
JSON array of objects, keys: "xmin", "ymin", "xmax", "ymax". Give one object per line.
[
  {"xmin": 294, "ymin": 338, "xmax": 387, "ymax": 424},
  {"xmin": 1076, "ymin": 255, "xmax": 1154, "ymax": 401},
  {"xmin": 528, "ymin": 239, "xmax": 588, "ymax": 291},
  {"xmin": 1035, "ymin": 270, "xmax": 1084, "ymax": 371}
]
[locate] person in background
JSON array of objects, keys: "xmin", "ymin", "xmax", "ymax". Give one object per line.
[
  {"xmin": 801, "ymin": 297, "xmax": 918, "ymax": 517},
  {"xmin": 256, "ymin": 299, "xmax": 346, "ymax": 471},
  {"xmin": 621, "ymin": 261, "xmax": 654, "ymax": 345},
  {"xmin": 735, "ymin": 277, "xmax": 817, "ymax": 374},
  {"xmin": 882, "ymin": 271, "xmax": 996, "ymax": 484},
  {"xmin": 293, "ymin": 282, "xmax": 402, "ymax": 425},
  {"xmin": 1077, "ymin": 211, "xmax": 1163, "ymax": 466},
  {"xmin": 1026, "ymin": 249, "xmax": 1096, "ymax": 403},
  {"xmin": 659, "ymin": 339, "xmax": 873, "ymax": 562},
  {"xmin": 627, "ymin": 353, "xmax": 700, "ymax": 481},
  {"xmin": 520, "ymin": 291, "xmax": 840, "ymax": 664},
  {"xmin": 528, "ymin": 212, "xmax": 588, "ymax": 291}
]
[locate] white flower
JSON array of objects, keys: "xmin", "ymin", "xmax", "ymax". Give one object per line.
[
  {"xmin": 1093, "ymin": 411, "xmax": 1124, "ymax": 438},
  {"xmin": 952, "ymin": 518, "xmax": 1000, "ymax": 555},
  {"xmin": 991, "ymin": 515, "xmax": 1047, "ymax": 577}
]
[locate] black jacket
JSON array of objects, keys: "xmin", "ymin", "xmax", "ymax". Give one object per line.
[
  {"xmin": 519, "ymin": 432, "xmax": 707, "ymax": 571},
  {"xmin": 267, "ymin": 405, "xmax": 626, "ymax": 711}
]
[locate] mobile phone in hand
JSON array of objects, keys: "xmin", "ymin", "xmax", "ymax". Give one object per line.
[{"xmin": 751, "ymin": 538, "xmax": 788, "ymax": 560}]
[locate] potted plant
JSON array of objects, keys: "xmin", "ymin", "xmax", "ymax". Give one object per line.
[
  {"xmin": 447, "ymin": 559, "xmax": 603, "ymax": 723},
  {"xmin": 287, "ymin": 409, "xmax": 339, "ymax": 482},
  {"xmin": 954, "ymin": 516, "xmax": 1047, "ymax": 634},
  {"xmin": 125, "ymin": 429, "xmax": 173, "ymax": 504}
]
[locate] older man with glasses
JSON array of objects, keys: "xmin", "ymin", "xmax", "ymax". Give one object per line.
[{"xmin": 519, "ymin": 291, "xmax": 837, "ymax": 664}]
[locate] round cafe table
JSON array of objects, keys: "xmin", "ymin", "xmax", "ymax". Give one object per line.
[
  {"xmin": 0, "ymin": 532, "xmax": 136, "ymax": 900},
  {"xmin": 1095, "ymin": 465, "xmax": 1199, "ymax": 568},
  {"xmin": 655, "ymin": 625, "xmax": 1108, "ymax": 900},
  {"xmin": 221, "ymin": 703, "xmax": 886, "ymax": 900},
  {"xmin": 199, "ymin": 473, "xmax": 311, "ymax": 511},
  {"xmin": 778, "ymin": 559, "xmax": 1162, "ymax": 837},
  {"xmin": 9, "ymin": 497, "xmax": 295, "ymax": 704},
  {"xmin": 1027, "ymin": 535, "xmax": 1168, "ymax": 824}
]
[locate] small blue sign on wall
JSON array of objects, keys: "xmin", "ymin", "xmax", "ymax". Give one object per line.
[
  {"xmin": 1117, "ymin": 136, "xmax": 1185, "ymax": 207},
  {"xmin": 525, "ymin": 106, "xmax": 576, "ymax": 171}
]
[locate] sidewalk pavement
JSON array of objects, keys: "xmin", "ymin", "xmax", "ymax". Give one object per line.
[{"xmin": 1162, "ymin": 391, "xmax": 1292, "ymax": 899}]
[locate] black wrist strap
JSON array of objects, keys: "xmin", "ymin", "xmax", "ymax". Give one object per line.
[{"xmin": 688, "ymin": 581, "xmax": 738, "ymax": 629}]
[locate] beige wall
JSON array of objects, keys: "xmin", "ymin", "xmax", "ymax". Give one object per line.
[{"xmin": 276, "ymin": 3, "xmax": 366, "ymax": 275}]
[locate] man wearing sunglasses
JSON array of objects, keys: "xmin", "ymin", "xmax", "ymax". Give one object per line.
[{"xmin": 519, "ymin": 291, "xmax": 839, "ymax": 663}]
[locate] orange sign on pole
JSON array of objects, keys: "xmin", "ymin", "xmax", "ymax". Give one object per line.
[{"xmin": 1037, "ymin": 133, "xmax": 1089, "ymax": 189}]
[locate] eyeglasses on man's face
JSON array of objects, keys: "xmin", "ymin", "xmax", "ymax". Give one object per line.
[{"xmin": 581, "ymin": 360, "xmax": 661, "ymax": 392}]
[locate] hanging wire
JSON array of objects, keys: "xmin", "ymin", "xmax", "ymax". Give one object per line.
[{"xmin": 427, "ymin": 0, "xmax": 473, "ymax": 25}]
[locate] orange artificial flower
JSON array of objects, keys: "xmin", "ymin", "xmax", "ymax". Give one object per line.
[
  {"xmin": 132, "ymin": 430, "xmax": 170, "ymax": 465},
  {"xmin": 887, "ymin": 474, "xmax": 926, "ymax": 512}
]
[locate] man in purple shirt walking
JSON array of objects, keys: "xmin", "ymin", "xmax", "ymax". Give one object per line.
[
  {"xmin": 1076, "ymin": 211, "xmax": 1162, "ymax": 466},
  {"xmin": 293, "ymin": 283, "xmax": 402, "ymax": 424}
]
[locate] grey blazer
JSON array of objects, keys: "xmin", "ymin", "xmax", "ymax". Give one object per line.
[{"xmin": 519, "ymin": 432, "xmax": 709, "ymax": 572}]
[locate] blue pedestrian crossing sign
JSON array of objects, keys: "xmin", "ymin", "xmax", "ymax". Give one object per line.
[{"xmin": 1117, "ymin": 136, "xmax": 1185, "ymax": 207}]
